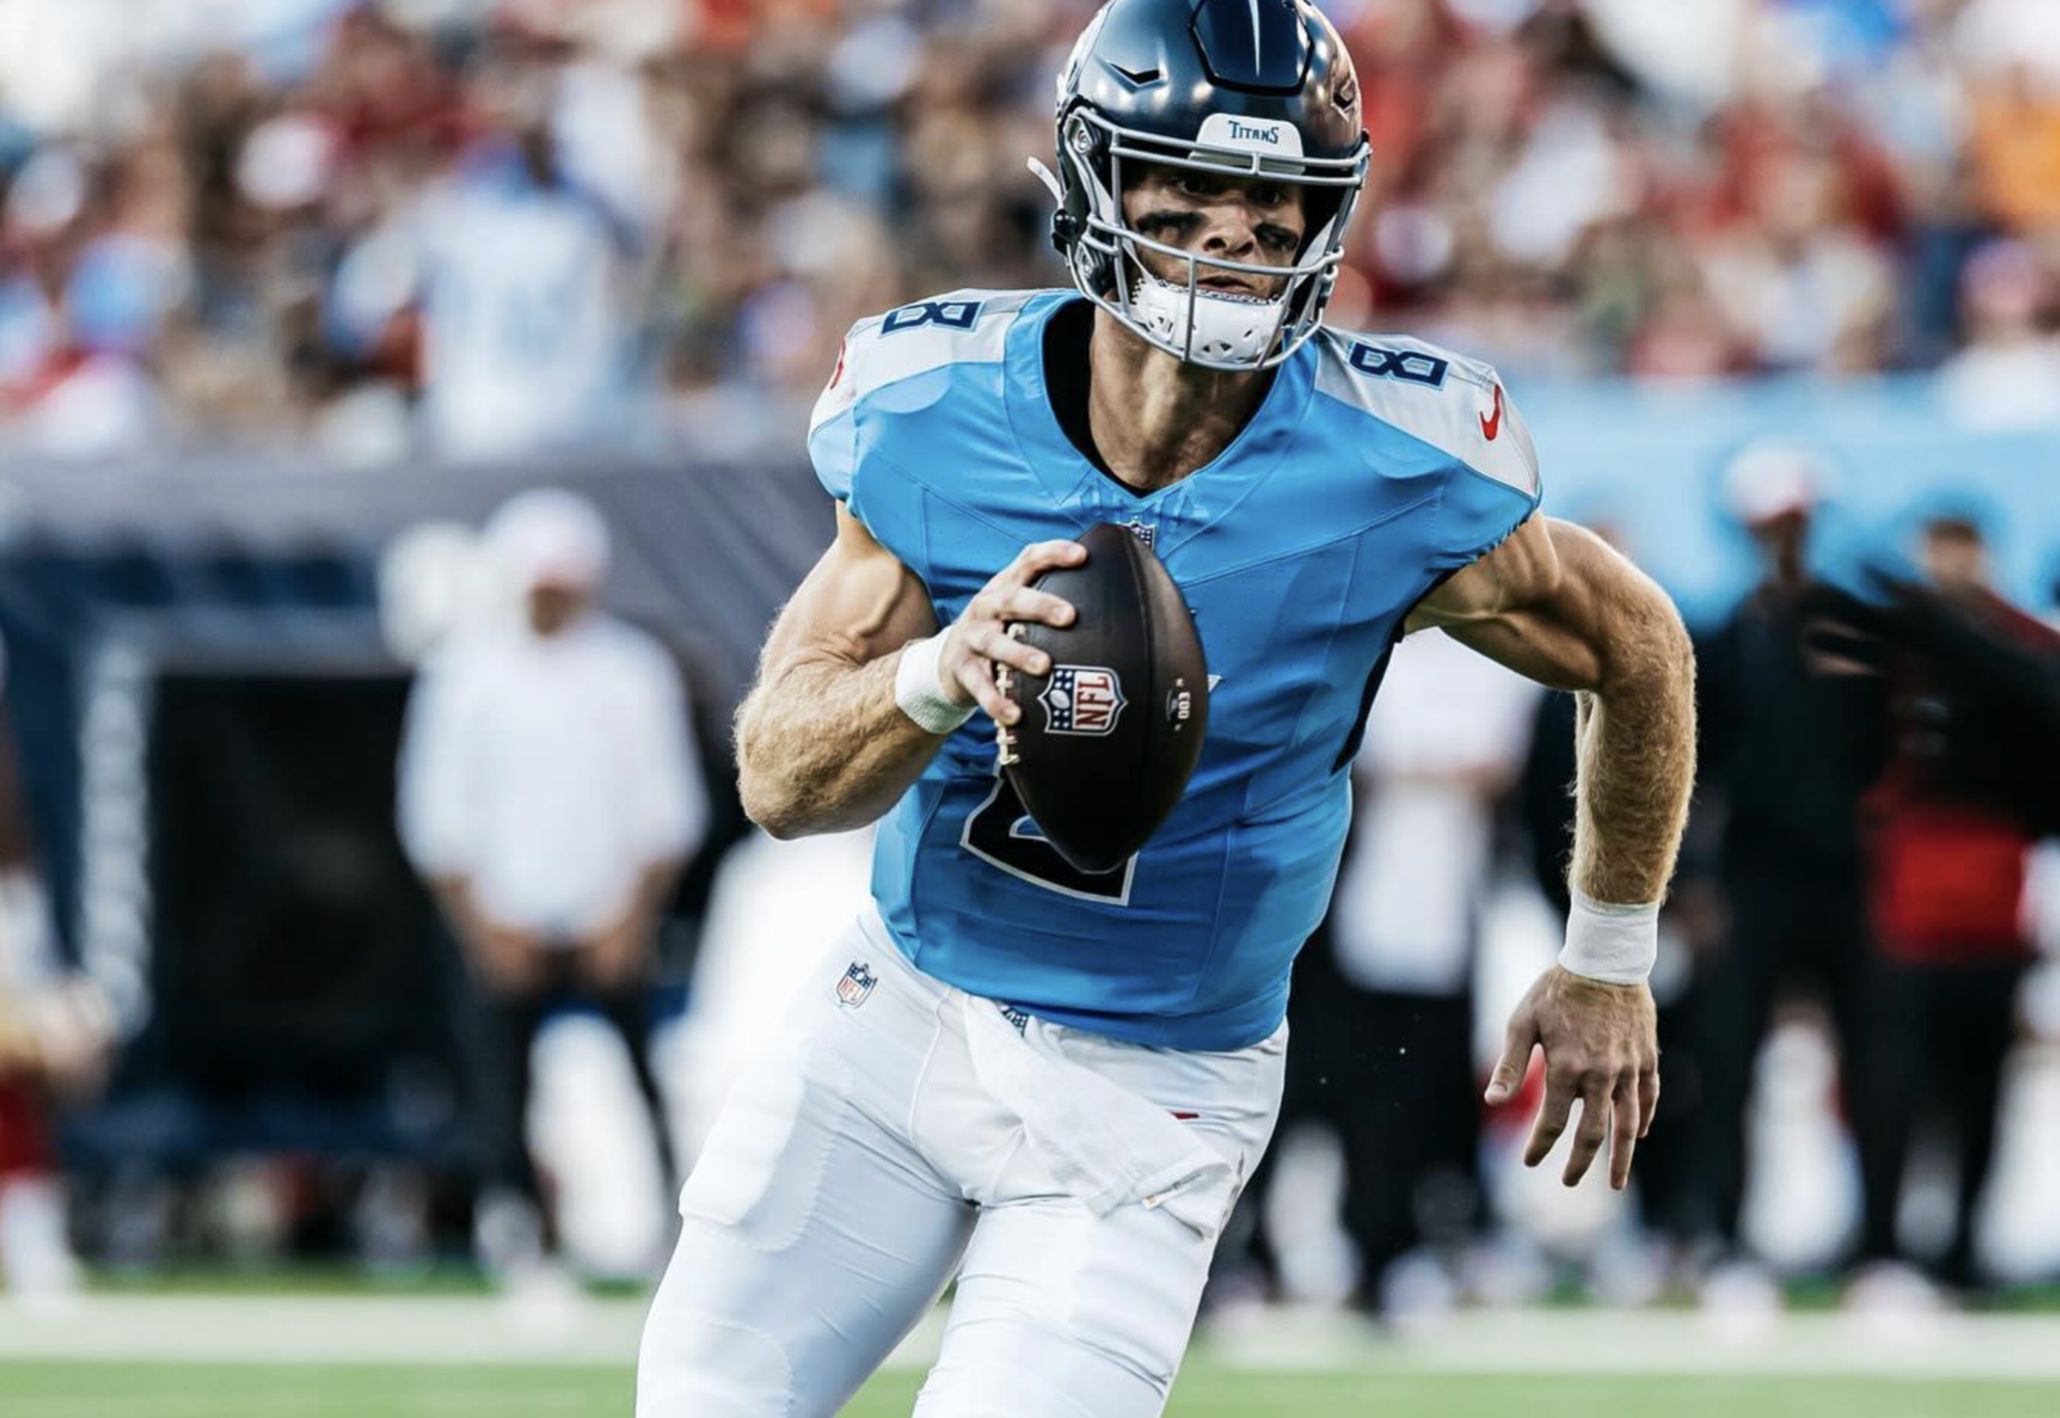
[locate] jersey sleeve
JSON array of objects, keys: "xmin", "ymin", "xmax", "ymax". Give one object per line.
[
  {"xmin": 1426, "ymin": 378, "xmax": 1542, "ymax": 572},
  {"xmin": 804, "ymin": 291, "xmax": 1032, "ymax": 549},
  {"xmin": 806, "ymin": 328, "xmax": 864, "ymax": 508}
]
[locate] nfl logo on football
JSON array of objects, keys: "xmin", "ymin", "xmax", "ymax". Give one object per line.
[
  {"xmin": 1040, "ymin": 665, "xmax": 1127, "ymax": 737},
  {"xmin": 835, "ymin": 961, "xmax": 877, "ymax": 1008}
]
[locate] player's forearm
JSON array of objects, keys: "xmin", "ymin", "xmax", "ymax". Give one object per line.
[
  {"xmin": 735, "ymin": 648, "xmax": 945, "ymax": 839},
  {"xmin": 1569, "ymin": 590, "xmax": 1696, "ymax": 905}
]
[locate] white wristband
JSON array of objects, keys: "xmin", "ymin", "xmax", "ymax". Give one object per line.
[
  {"xmin": 895, "ymin": 630, "xmax": 976, "ymax": 736},
  {"xmin": 1558, "ymin": 890, "xmax": 1659, "ymax": 985}
]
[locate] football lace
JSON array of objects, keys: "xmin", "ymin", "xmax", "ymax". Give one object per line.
[
  {"xmin": 994, "ymin": 662, "xmax": 1019, "ymax": 767},
  {"xmin": 993, "ymin": 623, "xmax": 1028, "ymax": 767}
]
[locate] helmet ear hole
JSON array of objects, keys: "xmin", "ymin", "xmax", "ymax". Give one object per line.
[
  {"xmin": 1059, "ymin": 110, "xmax": 1111, "ymax": 206},
  {"xmin": 1055, "ymin": 106, "xmax": 1121, "ymax": 294}
]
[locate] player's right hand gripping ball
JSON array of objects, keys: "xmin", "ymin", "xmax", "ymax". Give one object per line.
[{"xmin": 998, "ymin": 522, "xmax": 1208, "ymax": 875}]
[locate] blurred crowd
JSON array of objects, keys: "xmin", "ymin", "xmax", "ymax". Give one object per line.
[{"xmin": 4, "ymin": 0, "xmax": 2060, "ymax": 463}]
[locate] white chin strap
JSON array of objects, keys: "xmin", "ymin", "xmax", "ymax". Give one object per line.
[{"xmin": 1130, "ymin": 277, "xmax": 1286, "ymax": 365}]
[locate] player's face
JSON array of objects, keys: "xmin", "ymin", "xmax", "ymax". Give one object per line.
[{"xmin": 1120, "ymin": 162, "xmax": 1308, "ymax": 299}]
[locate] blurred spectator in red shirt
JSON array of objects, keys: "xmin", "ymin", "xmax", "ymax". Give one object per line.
[
  {"xmin": 1851, "ymin": 514, "xmax": 2059, "ymax": 1296},
  {"xmin": 0, "ymin": 641, "xmax": 111, "ymax": 1301}
]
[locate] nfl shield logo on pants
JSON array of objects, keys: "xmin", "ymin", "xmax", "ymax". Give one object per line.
[{"xmin": 836, "ymin": 961, "xmax": 877, "ymax": 1008}]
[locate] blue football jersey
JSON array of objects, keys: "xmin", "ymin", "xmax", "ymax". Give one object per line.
[{"xmin": 807, "ymin": 289, "xmax": 1541, "ymax": 1050}]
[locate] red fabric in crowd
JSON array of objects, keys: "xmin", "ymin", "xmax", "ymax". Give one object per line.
[
  {"xmin": 0, "ymin": 1077, "xmax": 55, "ymax": 1178},
  {"xmin": 1865, "ymin": 589, "xmax": 2051, "ymax": 965},
  {"xmin": 1869, "ymin": 795, "xmax": 2031, "ymax": 965}
]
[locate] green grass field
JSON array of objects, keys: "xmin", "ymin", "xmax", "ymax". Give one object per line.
[
  {"xmin": 9, "ymin": 1290, "xmax": 2060, "ymax": 1416},
  {"xmin": 2, "ymin": 1362, "xmax": 2057, "ymax": 1417}
]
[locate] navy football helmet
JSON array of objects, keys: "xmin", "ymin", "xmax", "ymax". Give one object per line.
[{"xmin": 1033, "ymin": 0, "xmax": 1370, "ymax": 370}]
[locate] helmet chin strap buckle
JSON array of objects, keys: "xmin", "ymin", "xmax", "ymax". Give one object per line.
[{"xmin": 1030, "ymin": 155, "xmax": 1088, "ymax": 255}]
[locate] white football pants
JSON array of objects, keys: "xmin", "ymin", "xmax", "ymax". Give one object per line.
[{"xmin": 636, "ymin": 909, "xmax": 1285, "ymax": 1418}]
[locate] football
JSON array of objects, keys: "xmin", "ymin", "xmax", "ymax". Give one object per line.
[{"xmin": 996, "ymin": 522, "xmax": 1209, "ymax": 874}]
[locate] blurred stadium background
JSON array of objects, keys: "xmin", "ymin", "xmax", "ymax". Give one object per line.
[{"xmin": 0, "ymin": 0, "xmax": 2056, "ymax": 1414}]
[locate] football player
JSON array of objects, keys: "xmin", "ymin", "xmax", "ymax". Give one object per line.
[{"xmin": 638, "ymin": 2, "xmax": 1694, "ymax": 1414}]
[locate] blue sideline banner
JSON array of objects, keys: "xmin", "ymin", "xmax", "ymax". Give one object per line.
[{"xmin": 1520, "ymin": 376, "xmax": 2060, "ymax": 627}]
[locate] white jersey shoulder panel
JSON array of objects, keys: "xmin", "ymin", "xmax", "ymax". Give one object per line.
[
  {"xmin": 1310, "ymin": 326, "xmax": 1540, "ymax": 498},
  {"xmin": 809, "ymin": 288, "xmax": 1042, "ymax": 434}
]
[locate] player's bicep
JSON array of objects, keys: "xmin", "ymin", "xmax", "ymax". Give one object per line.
[
  {"xmin": 759, "ymin": 505, "xmax": 937, "ymax": 679},
  {"xmin": 1412, "ymin": 516, "xmax": 1610, "ymax": 692},
  {"xmin": 1408, "ymin": 512, "xmax": 1551, "ymax": 627}
]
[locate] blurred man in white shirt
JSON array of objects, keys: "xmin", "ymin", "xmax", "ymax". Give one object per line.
[
  {"xmin": 1301, "ymin": 628, "xmax": 1539, "ymax": 1312},
  {"xmin": 397, "ymin": 488, "xmax": 705, "ymax": 1281}
]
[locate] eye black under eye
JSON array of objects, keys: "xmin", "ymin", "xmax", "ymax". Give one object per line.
[{"xmin": 1139, "ymin": 210, "xmax": 1203, "ymax": 238}]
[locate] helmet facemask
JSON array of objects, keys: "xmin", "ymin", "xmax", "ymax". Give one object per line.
[{"xmin": 1038, "ymin": 105, "xmax": 1368, "ymax": 372}]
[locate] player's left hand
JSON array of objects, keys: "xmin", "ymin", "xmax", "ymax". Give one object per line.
[{"xmin": 1484, "ymin": 965, "xmax": 1658, "ymax": 1190}]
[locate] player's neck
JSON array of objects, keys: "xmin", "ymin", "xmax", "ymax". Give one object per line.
[{"xmin": 1086, "ymin": 309, "xmax": 1275, "ymax": 494}]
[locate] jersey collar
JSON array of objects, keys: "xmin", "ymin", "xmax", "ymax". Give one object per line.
[{"xmin": 1001, "ymin": 292, "xmax": 1318, "ymax": 558}]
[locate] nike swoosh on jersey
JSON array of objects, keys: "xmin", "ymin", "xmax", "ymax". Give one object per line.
[{"xmin": 1479, "ymin": 384, "xmax": 1504, "ymax": 441}]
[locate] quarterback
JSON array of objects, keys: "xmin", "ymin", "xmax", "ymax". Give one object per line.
[{"xmin": 638, "ymin": 0, "xmax": 1694, "ymax": 1414}]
